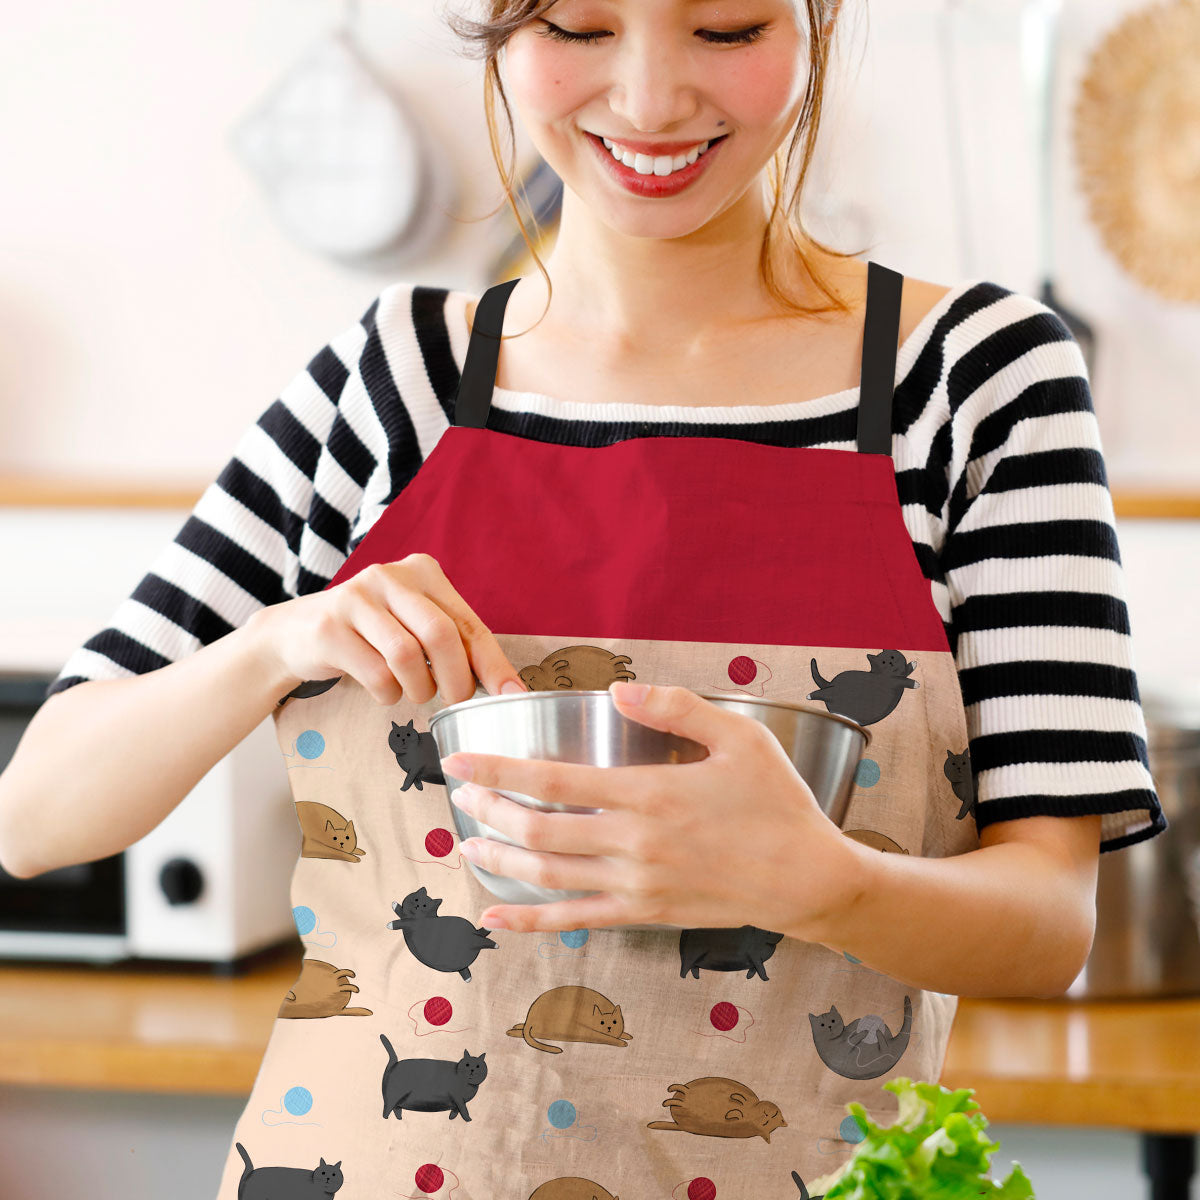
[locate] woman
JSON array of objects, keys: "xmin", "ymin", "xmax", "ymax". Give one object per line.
[{"xmin": 1, "ymin": 0, "xmax": 1165, "ymax": 1196}]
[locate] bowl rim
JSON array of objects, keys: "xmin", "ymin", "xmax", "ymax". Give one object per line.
[{"xmin": 428, "ymin": 686, "xmax": 870, "ymax": 747}]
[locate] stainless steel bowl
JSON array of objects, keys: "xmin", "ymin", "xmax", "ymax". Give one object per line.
[{"xmin": 428, "ymin": 687, "xmax": 869, "ymax": 925}]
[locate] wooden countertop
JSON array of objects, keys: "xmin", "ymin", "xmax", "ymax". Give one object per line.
[{"xmin": 1, "ymin": 939, "xmax": 1197, "ymax": 1132}]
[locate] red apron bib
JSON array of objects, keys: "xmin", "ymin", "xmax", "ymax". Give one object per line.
[{"xmin": 217, "ymin": 262, "xmax": 980, "ymax": 1200}]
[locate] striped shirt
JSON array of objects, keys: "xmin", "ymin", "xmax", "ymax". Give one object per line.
[{"xmin": 45, "ymin": 277, "xmax": 1166, "ymax": 854}]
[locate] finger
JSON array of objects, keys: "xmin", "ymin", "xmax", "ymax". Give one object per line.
[
  {"xmin": 417, "ymin": 557, "xmax": 529, "ymax": 696},
  {"xmin": 326, "ymin": 621, "xmax": 410, "ymax": 707},
  {"xmin": 379, "ymin": 582, "xmax": 477, "ymax": 704},
  {"xmin": 608, "ymin": 681, "xmax": 730, "ymax": 755},
  {"xmin": 462, "ymin": 836, "xmax": 617, "ymax": 895},
  {"xmin": 440, "ymin": 752, "xmax": 673, "ymax": 813},
  {"xmin": 451, "ymin": 784, "xmax": 628, "ymax": 857},
  {"xmin": 477, "ymin": 893, "xmax": 637, "ymax": 934},
  {"xmin": 346, "ymin": 594, "xmax": 439, "ymax": 704}
]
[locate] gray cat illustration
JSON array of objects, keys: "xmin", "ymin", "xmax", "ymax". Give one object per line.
[
  {"xmin": 388, "ymin": 718, "xmax": 445, "ymax": 791},
  {"xmin": 808, "ymin": 650, "xmax": 919, "ymax": 724},
  {"xmin": 809, "ymin": 995, "xmax": 913, "ymax": 1079},
  {"xmin": 386, "ymin": 885, "xmax": 498, "ymax": 981},
  {"xmin": 379, "ymin": 1035, "xmax": 488, "ymax": 1121},
  {"xmin": 792, "ymin": 1173, "xmax": 823, "ymax": 1199},
  {"xmin": 678, "ymin": 925, "xmax": 784, "ymax": 981},
  {"xmin": 943, "ymin": 748, "xmax": 976, "ymax": 820},
  {"xmin": 276, "ymin": 677, "xmax": 342, "ymax": 707},
  {"xmin": 234, "ymin": 1143, "xmax": 343, "ymax": 1200}
]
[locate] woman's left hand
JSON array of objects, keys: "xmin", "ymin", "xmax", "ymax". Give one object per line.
[{"xmin": 440, "ymin": 680, "xmax": 855, "ymax": 935}]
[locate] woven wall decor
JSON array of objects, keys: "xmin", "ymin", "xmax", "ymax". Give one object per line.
[{"xmin": 1072, "ymin": 0, "xmax": 1200, "ymax": 303}]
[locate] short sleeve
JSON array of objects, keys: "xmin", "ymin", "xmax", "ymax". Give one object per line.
[
  {"xmin": 939, "ymin": 291, "xmax": 1167, "ymax": 853},
  {"xmin": 44, "ymin": 293, "xmax": 390, "ymax": 702}
]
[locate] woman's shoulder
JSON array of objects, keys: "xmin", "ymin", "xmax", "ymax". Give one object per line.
[{"xmin": 905, "ymin": 272, "xmax": 1078, "ymax": 342}]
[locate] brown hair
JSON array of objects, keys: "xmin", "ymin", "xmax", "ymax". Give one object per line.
[{"xmin": 444, "ymin": 0, "xmax": 868, "ymax": 333}]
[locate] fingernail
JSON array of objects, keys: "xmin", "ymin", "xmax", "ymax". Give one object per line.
[
  {"xmin": 501, "ymin": 679, "xmax": 526, "ymax": 694},
  {"xmin": 611, "ymin": 681, "xmax": 650, "ymax": 704}
]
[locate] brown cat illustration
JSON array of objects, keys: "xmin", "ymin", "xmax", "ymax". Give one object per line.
[
  {"xmin": 507, "ymin": 985, "xmax": 632, "ymax": 1054},
  {"xmin": 843, "ymin": 829, "xmax": 909, "ymax": 854},
  {"xmin": 646, "ymin": 1075, "xmax": 787, "ymax": 1142},
  {"xmin": 528, "ymin": 1179, "xmax": 619, "ymax": 1200},
  {"xmin": 518, "ymin": 645, "xmax": 637, "ymax": 691},
  {"xmin": 295, "ymin": 801, "xmax": 366, "ymax": 862},
  {"xmin": 278, "ymin": 958, "xmax": 373, "ymax": 1019}
]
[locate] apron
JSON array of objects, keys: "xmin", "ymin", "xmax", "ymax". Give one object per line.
[{"xmin": 216, "ymin": 261, "xmax": 981, "ymax": 1200}]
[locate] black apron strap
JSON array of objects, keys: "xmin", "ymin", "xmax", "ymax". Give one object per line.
[
  {"xmin": 856, "ymin": 260, "xmax": 905, "ymax": 455},
  {"xmin": 451, "ymin": 277, "xmax": 520, "ymax": 429}
]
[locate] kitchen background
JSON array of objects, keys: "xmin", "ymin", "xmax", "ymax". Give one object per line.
[{"xmin": 1, "ymin": 0, "xmax": 1198, "ymax": 1197}]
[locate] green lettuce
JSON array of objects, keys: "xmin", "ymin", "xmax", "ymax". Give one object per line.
[{"xmin": 806, "ymin": 1077, "xmax": 1035, "ymax": 1199}]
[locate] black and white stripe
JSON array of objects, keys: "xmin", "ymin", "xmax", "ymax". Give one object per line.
[{"xmin": 45, "ymin": 278, "xmax": 1166, "ymax": 853}]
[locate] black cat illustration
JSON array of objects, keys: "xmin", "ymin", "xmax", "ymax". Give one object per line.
[
  {"xmin": 386, "ymin": 885, "xmax": 498, "ymax": 981},
  {"xmin": 943, "ymin": 748, "xmax": 976, "ymax": 820},
  {"xmin": 379, "ymin": 1035, "xmax": 488, "ymax": 1121},
  {"xmin": 388, "ymin": 718, "xmax": 445, "ymax": 792},
  {"xmin": 276, "ymin": 677, "xmax": 342, "ymax": 707},
  {"xmin": 678, "ymin": 926, "xmax": 784, "ymax": 981},
  {"xmin": 808, "ymin": 650, "xmax": 919, "ymax": 724},
  {"xmin": 792, "ymin": 1172, "xmax": 824, "ymax": 1199},
  {"xmin": 234, "ymin": 1143, "xmax": 343, "ymax": 1199},
  {"xmin": 809, "ymin": 995, "xmax": 913, "ymax": 1079}
]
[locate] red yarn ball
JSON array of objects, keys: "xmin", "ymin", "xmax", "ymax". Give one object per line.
[
  {"xmin": 727, "ymin": 655, "xmax": 756, "ymax": 685},
  {"xmin": 688, "ymin": 1178, "xmax": 717, "ymax": 1200},
  {"xmin": 414, "ymin": 1163, "xmax": 444, "ymax": 1193},
  {"xmin": 709, "ymin": 1001, "xmax": 738, "ymax": 1031},
  {"xmin": 425, "ymin": 827, "xmax": 454, "ymax": 857},
  {"xmin": 424, "ymin": 996, "xmax": 452, "ymax": 1026}
]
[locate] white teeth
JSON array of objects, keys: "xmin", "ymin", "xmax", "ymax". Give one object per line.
[{"xmin": 600, "ymin": 135, "xmax": 712, "ymax": 176}]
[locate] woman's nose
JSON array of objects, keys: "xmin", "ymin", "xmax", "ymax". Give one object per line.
[{"xmin": 603, "ymin": 36, "xmax": 701, "ymax": 134}]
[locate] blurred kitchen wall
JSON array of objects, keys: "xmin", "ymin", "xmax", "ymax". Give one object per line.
[{"xmin": 2, "ymin": 0, "xmax": 1197, "ymax": 487}]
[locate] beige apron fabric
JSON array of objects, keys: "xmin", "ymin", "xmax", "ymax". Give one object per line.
[{"xmin": 214, "ymin": 632, "xmax": 978, "ymax": 1198}]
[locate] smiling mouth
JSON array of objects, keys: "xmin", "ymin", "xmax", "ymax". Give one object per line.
[{"xmin": 587, "ymin": 130, "xmax": 730, "ymax": 159}]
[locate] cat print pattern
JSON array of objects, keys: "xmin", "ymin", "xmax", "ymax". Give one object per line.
[
  {"xmin": 527, "ymin": 1180, "xmax": 619, "ymax": 1200},
  {"xmin": 944, "ymin": 748, "xmax": 977, "ymax": 820},
  {"xmin": 235, "ymin": 1144, "xmax": 344, "ymax": 1200},
  {"xmin": 388, "ymin": 718, "xmax": 446, "ymax": 792},
  {"xmin": 808, "ymin": 650, "xmax": 920, "ymax": 724},
  {"xmin": 387, "ymin": 885, "xmax": 499, "ymax": 981},
  {"xmin": 379, "ymin": 1037, "xmax": 489, "ymax": 1121},
  {"xmin": 278, "ymin": 959, "xmax": 373, "ymax": 1019},
  {"xmin": 219, "ymin": 609, "xmax": 980, "ymax": 1197},
  {"xmin": 809, "ymin": 996, "xmax": 914, "ymax": 1079},
  {"xmin": 507, "ymin": 985, "xmax": 633, "ymax": 1053}
]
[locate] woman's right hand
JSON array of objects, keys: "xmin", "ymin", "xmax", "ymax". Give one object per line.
[{"xmin": 247, "ymin": 553, "xmax": 528, "ymax": 707}]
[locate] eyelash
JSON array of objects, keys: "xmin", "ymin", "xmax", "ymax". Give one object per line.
[{"xmin": 536, "ymin": 20, "xmax": 769, "ymax": 46}]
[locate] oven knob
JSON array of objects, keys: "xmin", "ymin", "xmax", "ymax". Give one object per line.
[{"xmin": 159, "ymin": 857, "xmax": 204, "ymax": 905}]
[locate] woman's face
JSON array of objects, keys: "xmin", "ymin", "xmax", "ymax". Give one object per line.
[{"xmin": 502, "ymin": 0, "xmax": 813, "ymax": 239}]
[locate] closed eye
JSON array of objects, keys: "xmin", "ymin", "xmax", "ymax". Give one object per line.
[{"xmin": 537, "ymin": 20, "xmax": 769, "ymax": 46}]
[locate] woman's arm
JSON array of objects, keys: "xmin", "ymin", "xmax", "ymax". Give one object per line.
[
  {"xmin": 0, "ymin": 613, "xmax": 298, "ymax": 878},
  {"xmin": 792, "ymin": 813, "xmax": 1102, "ymax": 998}
]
